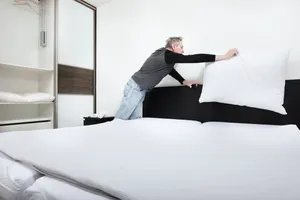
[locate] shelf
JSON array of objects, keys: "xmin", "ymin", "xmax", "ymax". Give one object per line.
[
  {"xmin": 0, "ymin": 62, "xmax": 53, "ymax": 73},
  {"xmin": 0, "ymin": 101, "xmax": 53, "ymax": 105},
  {"xmin": 0, "ymin": 117, "xmax": 52, "ymax": 126}
]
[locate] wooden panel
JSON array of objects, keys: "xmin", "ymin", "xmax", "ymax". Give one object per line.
[{"xmin": 58, "ymin": 64, "xmax": 94, "ymax": 95}]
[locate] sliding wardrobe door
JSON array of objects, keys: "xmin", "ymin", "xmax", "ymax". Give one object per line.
[{"xmin": 57, "ymin": 0, "xmax": 96, "ymax": 128}]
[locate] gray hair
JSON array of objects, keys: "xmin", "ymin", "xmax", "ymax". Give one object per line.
[{"xmin": 165, "ymin": 37, "xmax": 183, "ymax": 48}]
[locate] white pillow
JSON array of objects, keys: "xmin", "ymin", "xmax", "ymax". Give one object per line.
[
  {"xmin": 199, "ymin": 48, "xmax": 290, "ymax": 115},
  {"xmin": 22, "ymin": 93, "xmax": 55, "ymax": 102},
  {"xmin": 23, "ymin": 176, "xmax": 109, "ymax": 200},
  {"xmin": 0, "ymin": 157, "xmax": 41, "ymax": 200},
  {"xmin": 0, "ymin": 91, "xmax": 26, "ymax": 102}
]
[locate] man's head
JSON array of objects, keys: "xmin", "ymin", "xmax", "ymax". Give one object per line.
[{"xmin": 165, "ymin": 37, "xmax": 184, "ymax": 54}]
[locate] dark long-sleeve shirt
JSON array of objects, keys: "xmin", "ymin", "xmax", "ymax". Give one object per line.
[
  {"xmin": 165, "ymin": 49, "xmax": 216, "ymax": 84},
  {"xmin": 168, "ymin": 68, "xmax": 185, "ymax": 84},
  {"xmin": 165, "ymin": 49, "xmax": 216, "ymax": 64},
  {"xmin": 131, "ymin": 47, "xmax": 215, "ymax": 90}
]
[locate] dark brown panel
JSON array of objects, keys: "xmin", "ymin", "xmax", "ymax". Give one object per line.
[
  {"xmin": 58, "ymin": 64, "xmax": 94, "ymax": 95},
  {"xmin": 143, "ymin": 79, "xmax": 300, "ymax": 129}
]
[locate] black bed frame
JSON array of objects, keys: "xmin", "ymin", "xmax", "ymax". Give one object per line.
[{"xmin": 143, "ymin": 79, "xmax": 300, "ymax": 128}]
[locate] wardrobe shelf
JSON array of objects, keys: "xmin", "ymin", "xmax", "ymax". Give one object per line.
[
  {"xmin": 0, "ymin": 62, "xmax": 53, "ymax": 73},
  {"xmin": 0, "ymin": 101, "xmax": 54, "ymax": 105},
  {"xmin": 0, "ymin": 117, "xmax": 52, "ymax": 126}
]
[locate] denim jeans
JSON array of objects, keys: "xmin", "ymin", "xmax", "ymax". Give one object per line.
[{"xmin": 115, "ymin": 78, "xmax": 147, "ymax": 120}]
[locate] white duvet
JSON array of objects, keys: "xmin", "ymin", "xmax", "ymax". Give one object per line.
[
  {"xmin": 23, "ymin": 176, "xmax": 116, "ymax": 200},
  {"xmin": 0, "ymin": 118, "xmax": 300, "ymax": 200}
]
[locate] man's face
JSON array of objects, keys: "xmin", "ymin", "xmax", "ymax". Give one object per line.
[{"xmin": 172, "ymin": 42, "xmax": 184, "ymax": 54}]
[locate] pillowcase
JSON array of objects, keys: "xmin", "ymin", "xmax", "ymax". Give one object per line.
[
  {"xmin": 22, "ymin": 93, "xmax": 55, "ymax": 102},
  {"xmin": 199, "ymin": 48, "xmax": 290, "ymax": 115},
  {"xmin": 0, "ymin": 91, "xmax": 25, "ymax": 102}
]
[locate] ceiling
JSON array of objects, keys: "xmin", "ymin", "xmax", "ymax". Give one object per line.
[{"xmin": 84, "ymin": 0, "xmax": 112, "ymax": 6}]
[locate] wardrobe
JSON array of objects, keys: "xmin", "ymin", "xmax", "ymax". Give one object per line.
[{"xmin": 0, "ymin": 0, "xmax": 97, "ymax": 132}]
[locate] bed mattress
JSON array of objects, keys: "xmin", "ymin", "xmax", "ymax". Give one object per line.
[{"xmin": 0, "ymin": 118, "xmax": 300, "ymax": 200}]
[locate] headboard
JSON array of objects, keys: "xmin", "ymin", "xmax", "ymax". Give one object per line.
[{"xmin": 143, "ymin": 79, "xmax": 300, "ymax": 128}]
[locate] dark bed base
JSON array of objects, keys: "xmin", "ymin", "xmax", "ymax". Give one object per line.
[{"xmin": 143, "ymin": 79, "xmax": 300, "ymax": 128}]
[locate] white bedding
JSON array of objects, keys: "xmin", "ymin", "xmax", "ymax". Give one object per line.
[
  {"xmin": 23, "ymin": 176, "xmax": 117, "ymax": 200},
  {"xmin": 0, "ymin": 118, "xmax": 300, "ymax": 200},
  {"xmin": 0, "ymin": 157, "xmax": 41, "ymax": 200}
]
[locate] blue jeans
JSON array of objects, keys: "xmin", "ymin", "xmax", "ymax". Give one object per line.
[{"xmin": 115, "ymin": 78, "xmax": 147, "ymax": 120}]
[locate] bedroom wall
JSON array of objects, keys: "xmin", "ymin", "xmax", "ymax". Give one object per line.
[{"xmin": 96, "ymin": 0, "xmax": 300, "ymax": 116}]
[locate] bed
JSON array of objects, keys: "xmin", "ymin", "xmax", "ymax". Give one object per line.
[
  {"xmin": 0, "ymin": 116, "xmax": 299, "ymax": 200},
  {"xmin": 1, "ymin": 50, "xmax": 300, "ymax": 200}
]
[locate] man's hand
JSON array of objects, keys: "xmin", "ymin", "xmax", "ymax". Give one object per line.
[
  {"xmin": 183, "ymin": 80, "xmax": 201, "ymax": 88},
  {"xmin": 216, "ymin": 48, "xmax": 239, "ymax": 61},
  {"xmin": 225, "ymin": 48, "xmax": 239, "ymax": 58}
]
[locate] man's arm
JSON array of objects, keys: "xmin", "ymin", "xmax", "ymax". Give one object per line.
[
  {"xmin": 165, "ymin": 48, "xmax": 238, "ymax": 64},
  {"xmin": 215, "ymin": 48, "xmax": 238, "ymax": 61},
  {"xmin": 165, "ymin": 50, "xmax": 216, "ymax": 64},
  {"xmin": 169, "ymin": 69, "xmax": 201, "ymax": 88},
  {"xmin": 169, "ymin": 68, "xmax": 185, "ymax": 84}
]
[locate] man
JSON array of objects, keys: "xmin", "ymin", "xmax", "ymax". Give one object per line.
[{"xmin": 115, "ymin": 37, "xmax": 238, "ymax": 120}]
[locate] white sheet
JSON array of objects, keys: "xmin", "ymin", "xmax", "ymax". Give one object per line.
[
  {"xmin": 23, "ymin": 176, "xmax": 117, "ymax": 200},
  {"xmin": 0, "ymin": 118, "xmax": 300, "ymax": 200},
  {"xmin": 0, "ymin": 157, "xmax": 41, "ymax": 200}
]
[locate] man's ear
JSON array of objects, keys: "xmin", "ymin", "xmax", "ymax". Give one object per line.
[{"xmin": 171, "ymin": 44, "xmax": 176, "ymax": 50}]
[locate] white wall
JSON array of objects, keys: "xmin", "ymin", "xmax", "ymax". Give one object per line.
[
  {"xmin": 96, "ymin": 0, "xmax": 300, "ymax": 115},
  {"xmin": 0, "ymin": 0, "xmax": 39, "ymax": 67}
]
